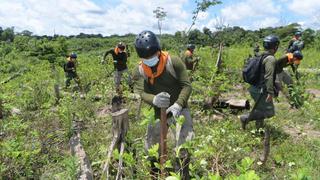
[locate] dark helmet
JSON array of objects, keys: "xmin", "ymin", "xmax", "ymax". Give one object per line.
[
  {"xmin": 70, "ymin": 52, "xmax": 77, "ymax": 59},
  {"xmin": 295, "ymin": 31, "xmax": 302, "ymax": 37},
  {"xmin": 187, "ymin": 44, "xmax": 195, "ymax": 51},
  {"xmin": 293, "ymin": 50, "xmax": 303, "ymax": 60},
  {"xmin": 263, "ymin": 35, "xmax": 280, "ymax": 50},
  {"xmin": 135, "ymin": 30, "xmax": 161, "ymax": 58},
  {"xmin": 117, "ymin": 42, "xmax": 125, "ymax": 50}
]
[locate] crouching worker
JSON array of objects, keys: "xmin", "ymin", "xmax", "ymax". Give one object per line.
[
  {"xmin": 64, "ymin": 52, "xmax": 80, "ymax": 89},
  {"xmin": 134, "ymin": 30, "xmax": 193, "ymax": 179},
  {"xmin": 275, "ymin": 50, "xmax": 303, "ymax": 107}
]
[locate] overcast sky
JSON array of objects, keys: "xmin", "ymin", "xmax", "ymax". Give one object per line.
[{"xmin": 0, "ymin": 0, "xmax": 319, "ymax": 36}]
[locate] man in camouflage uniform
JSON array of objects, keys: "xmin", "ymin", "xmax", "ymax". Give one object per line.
[
  {"xmin": 134, "ymin": 30, "xmax": 193, "ymax": 179},
  {"xmin": 240, "ymin": 35, "xmax": 280, "ymax": 163}
]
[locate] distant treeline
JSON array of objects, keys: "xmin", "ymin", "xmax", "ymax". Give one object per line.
[{"xmin": 1, "ymin": 23, "xmax": 319, "ymax": 52}]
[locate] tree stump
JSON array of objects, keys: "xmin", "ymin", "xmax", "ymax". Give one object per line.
[{"xmin": 103, "ymin": 108, "xmax": 129, "ymax": 180}]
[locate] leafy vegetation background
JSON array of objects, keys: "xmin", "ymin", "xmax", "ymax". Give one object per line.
[{"xmin": 0, "ymin": 24, "xmax": 320, "ymax": 179}]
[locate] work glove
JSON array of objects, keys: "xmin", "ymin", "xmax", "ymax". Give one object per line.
[
  {"xmin": 152, "ymin": 92, "xmax": 170, "ymax": 108},
  {"xmin": 166, "ymin": 103, "xmax": 182, "ymax": 117}
]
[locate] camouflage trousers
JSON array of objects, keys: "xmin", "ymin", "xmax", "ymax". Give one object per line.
[{"xmin": 248, "ymin": 86, "xmax": 275, "ymax": 120}]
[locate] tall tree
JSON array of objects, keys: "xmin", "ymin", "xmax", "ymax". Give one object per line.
[
  {"xmin": 0, "ymin": 27, "xmax": 15, "ymax": 42},
  {"xmin": 153, "ymin": 6, "xmax": 167, "ymax": 36}
]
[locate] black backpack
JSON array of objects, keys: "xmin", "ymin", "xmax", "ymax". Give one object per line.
[{"xmin": 242, "ymin": 54, "xmax": 269, "ymax": 86}]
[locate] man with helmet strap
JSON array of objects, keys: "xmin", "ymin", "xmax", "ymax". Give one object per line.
[
  {"xmin": 275, "ymin": 50, "xmax": 303, "ymax": 107},
  {"xmin": 64, "ymin": 52, "xmax": 80, "ymax": 88},
  {"xmin": 103, "ymin": 42, "xmax": 133, "ymax": 94},
  {"xmin": 134, "ymin": 30, "xmax": 193, "ymax": 179},
  {"xmin": 240, "ymin": 35, "xmax": 280, "ymax": 163}
]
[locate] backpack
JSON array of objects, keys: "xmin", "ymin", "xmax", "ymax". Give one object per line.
[
  {"xmin": 242, "ymin": 54, "xmax": 269, "ymax": 86},
  {"xmin": 138, "ymin": 55, "xmax": 177, "ymax": 81},
  {"xmin": 291, "ymin": 40, "xmax": 304, "ymax": 52}
]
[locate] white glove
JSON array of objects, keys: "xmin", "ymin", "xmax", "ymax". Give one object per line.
[
  {"xmin": 166, "ymin": 103, "xmax": 182, "ymax": 117},
  {"xmin": 152, "ymin": 92, "xmax": 170, "ymax": 108}
]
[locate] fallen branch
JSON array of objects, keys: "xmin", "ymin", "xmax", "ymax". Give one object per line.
[
  {"xmin": 191, "ymin": 97, "xmax": 250, "ymax": 110},
  {"xmin": 69, "ymin": 115, "xmax": 93, "ymax": 180}
]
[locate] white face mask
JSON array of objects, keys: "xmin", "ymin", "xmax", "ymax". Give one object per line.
[{"xmin": 143, "ymin": 55, "xmax": 159, "ymax": 67}]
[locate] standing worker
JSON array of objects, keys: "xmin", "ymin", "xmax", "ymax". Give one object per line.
[
  {"xmin": 182, "ymin": 44, "xmax": 200, "ymax": 71},
  {"xmin": 287, "ymin": 31, "xmax": 304, "ymax": 53},
  {"xmin": 240, "ymin": 35, "xmax": 280, "ymax": 163},
  {"xmin": 134, "ymin": 30, "xmax": 193, "ymax": 179},
  {"xmin": 64, "ymin": 52, "xmax": 80, "ymax": 89},
  {"xmin": 102, "ymin": 42, "xmax": 134, "ymax": 94}
]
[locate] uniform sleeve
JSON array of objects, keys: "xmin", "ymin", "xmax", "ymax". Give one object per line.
[
  {"xmin": 263, "ymin": 56, "xmax": 276, "ymax": 96},
  {"xmin": 275, "ymin": 56, "xmax": 288, "ymax": 74},
  {"xmin": 103, "ymin": 49, "xmax": 113, "ymax": 60},
  {"xmin": 134, "ymin": 67, "xmax": 155, "ymax": 106},
  {"xmin": 123, "ymin": 52, "xmax": 128, "ymax": 63},
  {"xmin": 172, "ymin": 57, "xmax": 192, "ymax": 106}
]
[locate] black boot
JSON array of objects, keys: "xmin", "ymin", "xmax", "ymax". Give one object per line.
[
  {"xmin": 255, "ymin": 119, "xmax": 265, "ymax": 136},
  {"xmin": 240, "ymin": 114, "xmax": 249, "ymax": 130}
]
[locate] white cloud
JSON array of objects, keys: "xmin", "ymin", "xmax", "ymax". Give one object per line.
[
  {"xmin": 0, "ymin": 0, "xmax": 317, "ymax": 35},
  {"xmin": 206, "ymin": 16, "xmax": 229, "ymax": 30},
  {"xmin": 298, "ymin": 14, "xmax": 320, "ymax": 30},
  {"xmin": 198, "ymin": 12, "xmax": 209, "ymax": 21},
  {"xmin": 219, "ymin": 0, "xmax": 281, "ymax": 27},
  {"xmin": 252, "ymin": 17, "xmax": 281, "ymax": 29},
  {"xmin": 0, "ymin": 0, "xmax": 105, "ymax": 35},
  {"xmin": 102, "ymin": 0, "xmax": 190, "ymax": 35},
  {"xmin": 0, "ymin": 0, "xmax": 190, "ymax": 35},
  {"xmin": 289, "ymin": 0, "xmax": 320, "ymax": 16}
]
